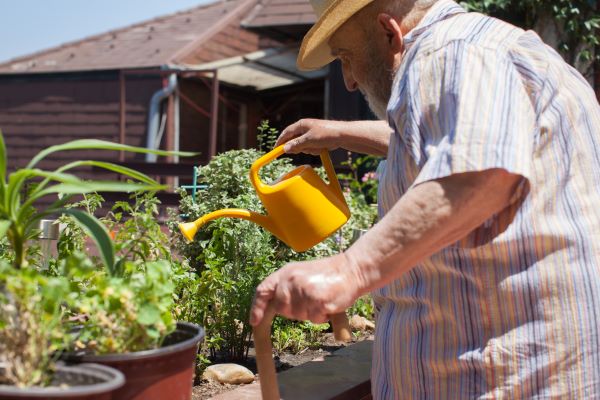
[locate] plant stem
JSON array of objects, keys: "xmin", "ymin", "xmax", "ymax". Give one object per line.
[{"xmin": 9, "ymin": 226, "xmax": 24, "ymax": 269}]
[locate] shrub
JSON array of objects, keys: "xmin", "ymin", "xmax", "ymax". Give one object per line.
[{"xmin": 169, "ymin": 125, "xmax": 378, "ymax": 361}]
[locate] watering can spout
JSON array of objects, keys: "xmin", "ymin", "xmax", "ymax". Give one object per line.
[{"xmin": 179, "ymin": 209, "xmax": 282, "ymax": 243}]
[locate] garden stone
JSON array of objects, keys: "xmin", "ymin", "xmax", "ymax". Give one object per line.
[
  {"xmin": 349, "ymin": 315, "xmax": 375, "ymax": 331},
  {"xmin": 203, "ymin": 363, "xmax": 255, "ymax": 384}
]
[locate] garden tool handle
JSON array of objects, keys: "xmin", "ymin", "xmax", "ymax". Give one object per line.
[
  {"xmin": 330, "ymin": 312, "xmax": 352, "ymax": 342},
  {"xmin": 253, "ymin": 307, "xmax": 352, "ymax": 400},
  {"xmin": 254, "ymin": 304, "xmax": 280, "ymax": 400}
]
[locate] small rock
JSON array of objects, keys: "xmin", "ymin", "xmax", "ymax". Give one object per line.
[
  {"xmin": 349, "ymin": 315, "xmax": 375, "ymax": 331},
  {"xmin": 202, "ymin": 363, "xmax": 255, "ymax": 385}
]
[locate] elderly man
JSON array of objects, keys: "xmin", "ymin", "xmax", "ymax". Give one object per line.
[{"xmin": 250, "ymin": 0, "xmax": 600, "ymax": 397}]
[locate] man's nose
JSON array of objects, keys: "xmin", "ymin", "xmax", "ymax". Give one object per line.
[{"xmin": 342, "ymin": 64, "xmax": 358, "ymax": 92}]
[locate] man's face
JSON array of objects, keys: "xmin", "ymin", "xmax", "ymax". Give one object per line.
[{"xmin": 328, "ymin": 17, "xmax": 400, "ymax": 119}]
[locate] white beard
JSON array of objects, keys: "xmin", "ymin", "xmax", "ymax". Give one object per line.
[{"xmin": 361, "ymin": 47, "xmax": 399, "ymax": 120}]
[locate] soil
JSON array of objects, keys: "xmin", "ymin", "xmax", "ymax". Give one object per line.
[{"xmin": 191, "ymin": 332, "xmax": 373, "ymax": 400}]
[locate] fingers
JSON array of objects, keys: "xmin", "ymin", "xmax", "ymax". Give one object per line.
[
  {"xmin": 275, "ymin": 119, "xmax": 310, "ymax": 148},
  {"xmin": 250, "ymin": 278, "xmax": 276, "ymax": 326},
  {"xmin": 251, "ymin": 258, "xmax": 354, "ymax": 327},
  {"xmin": 276, "ymin": 119, "xmax": 323, "ymax": 155}
]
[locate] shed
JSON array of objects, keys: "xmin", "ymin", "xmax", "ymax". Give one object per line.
[{"xmin": 0, "ymin": 0, "xmax": 338, "ymax": 195}]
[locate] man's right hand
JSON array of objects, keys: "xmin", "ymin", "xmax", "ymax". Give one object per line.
[
  {"xmin": 275, "ymin": 119, "xmax": 347, "ymax": 155},
  {"xmin": 275, "ymin": 118, "xmax": 392, "ymax": 156}
]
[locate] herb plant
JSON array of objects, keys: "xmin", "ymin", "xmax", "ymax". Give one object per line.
[
  {"xmin": 169, "ymin": 122, "xmax": 378, "ymax": 362},
  {"xmin": 0, "ymin": 128, "xmax": 193, "ymax": 386}
]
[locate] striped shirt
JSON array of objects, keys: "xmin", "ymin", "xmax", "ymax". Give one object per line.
[{"xmin": 373, "ymin": 1, "xmax": 600, "ymax": 398}]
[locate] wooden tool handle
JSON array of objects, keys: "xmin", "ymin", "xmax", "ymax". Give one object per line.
[
  {"xmin": 253, "ymin": 309, "xmax": 351, "ymax": 399},
  {"xmin": 330, "ymin": 312, "xmax": 352, "ymax": 342},
  {"xmin": 253, "ymin": 305, "xmax": 280, "ymax": 400}
]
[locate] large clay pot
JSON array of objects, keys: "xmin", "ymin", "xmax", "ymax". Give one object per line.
[
  {"xmin": 0, "ymin": 362, "xmax": 125, "ymax": 400},
  {"xmin": 63, "ymin": 322, "xmax": 204, "ymax": 400}
]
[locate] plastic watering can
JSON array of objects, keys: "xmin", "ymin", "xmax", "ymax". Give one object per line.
[{"xmin": 179, "ymin": 145, "xmax": 351, "ymax": 252}]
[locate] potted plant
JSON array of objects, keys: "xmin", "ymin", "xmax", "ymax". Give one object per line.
[
  {"xmin": 0, "ymin": 129, "xmax": 202, "ymax": 399},
  {"xmin": 0, "ymin": 260, "xmax": 125, "ymax": 400},
  {"xmin": 59, "ymin": 193, "xmax": 205, "ymax": 400}
]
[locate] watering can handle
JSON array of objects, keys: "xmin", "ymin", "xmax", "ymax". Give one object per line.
[
  {"xmin": 250, "ymin": 145, "xmax": 286, "ymax": 190},
  {"xmin": 319, "ymin": 150, "xmax": 346, "ymax": 203},
  {"xmin": 250, "ymin": 145, "xmax": 345, "ymax": 201}
]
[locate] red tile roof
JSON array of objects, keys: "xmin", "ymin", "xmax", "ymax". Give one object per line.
[
  {"xmin": 0, "ymin": 0, "xmax": 260, "ymax": 74},
  {"xmin": 242, "ymin": 0, "xmax": 316, "ymax": 28}
]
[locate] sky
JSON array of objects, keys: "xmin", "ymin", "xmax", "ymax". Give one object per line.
[{"xmin": 0, "ymin": 0, "xmax": 213, "ymax": 63}]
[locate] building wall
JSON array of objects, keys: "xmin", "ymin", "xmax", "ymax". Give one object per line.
[{"xmin": 0, "ymin": 71, "xmax": 161, "ymax": 175}]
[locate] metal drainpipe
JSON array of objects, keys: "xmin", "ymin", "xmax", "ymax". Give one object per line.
[{"xmin": 146, "ymin": 73, "xmax": 178, "ymax": 162}]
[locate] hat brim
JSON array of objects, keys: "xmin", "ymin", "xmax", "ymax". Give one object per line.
[{"xmin": 297, "ymin": 0, "xmax": 374, "ymax": 71}]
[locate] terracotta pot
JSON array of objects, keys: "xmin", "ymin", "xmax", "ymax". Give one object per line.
[
  {"xmin": 0, "ymin": 362, "xmax": 125, "ymax": 400},
  {"xmin": 63, "ymin": 322, "xmax": 204, "ymax": 400}
]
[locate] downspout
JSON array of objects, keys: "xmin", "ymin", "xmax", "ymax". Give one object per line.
[{"xmin": 146, "ymin": 73, "xmax": 177, "ymax": 162}]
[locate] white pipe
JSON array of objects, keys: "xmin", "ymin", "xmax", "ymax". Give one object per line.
[{"xmin": 146, "ymin": 73, "xmax": 177, "ymax": 162}]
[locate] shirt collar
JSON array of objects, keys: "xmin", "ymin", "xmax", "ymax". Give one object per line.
[{"xmin": 403, "ymin": 0, "xmax": 467, "ymax": 49}]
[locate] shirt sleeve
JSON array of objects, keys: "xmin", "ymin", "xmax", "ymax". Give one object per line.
[{"xmin": 397, "ymin": 40, "xmax": 536, "ymax": 190}]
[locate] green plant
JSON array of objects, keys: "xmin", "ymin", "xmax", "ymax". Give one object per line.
[
  {"xmin": 339, "ymin": 152, "xmax": 381, "ymax": 205},
  {"xmin": 57, "ymin": 192, "xmax": 192, "ymax": 354},
  {"xmin": 64, "ymin": 255, "xmax": 177, "ymax": 354},
  {"xmin": 0, "ymin": 261, "xmax": 71, "ymax": 387},
  {"xmin": 271, "ymin": 319, "xmax": 329, "ymax": 354},
  {"xmin": 348, "ymin": 295, "xmax": 375, "ymax": 320},
  {"xmin": 460, "ymin": 0, "xmax": 600, "ymax": 73},
  {"xmin": 104, "ymin": 192, "xmax": 172, "ymax": 266},
  {"xmin": 0, "ymin": 128, "xmax": 193, "ymax": 386},
  {"xmin": 256, "ymin": 119, "xmax": 279, "ymax": 152},
  {"xmin": 169, "ymin": 122, "xmax": 378, "ymax": 364}
]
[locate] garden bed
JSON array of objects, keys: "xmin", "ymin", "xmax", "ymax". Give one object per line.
[{"xmin": 192, "ymin": 332, "xmax": 373, "ymax": 399}]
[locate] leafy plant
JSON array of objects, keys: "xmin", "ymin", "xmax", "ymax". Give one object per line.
[
  {"xmin": 0, "ymin": 261, "xmax": 71, "ymax": 387},
  {"xmin": 257, "ymin": 119, "xmax": 279, "ymax": 152},
  {"xmin": 0, "ymin": 128, "xmax": 193, "ymax": 386},
  {"xmin": 460, "ymin": 0, "xmax": 600, "ymax": 74},
  {"xmin": 348, "ymin": 295, "xmax": 375, "ymax": 321},
  {"xmin": 169, "ymin": 122, "xmax": 378, "ymax": 363},
  {"xmin": 65, "ymin": 255, "xmax": 177, "ymax": 354},
  {"xmin": 58, "ymin": 192, "xmax": 190, "ymax": 354},
  {"xmin": 339, "ymin": 152, "xmax": 381, "ymax": 206},
  {"xmin": 271, "ymin": 319, "xmax": 329, "ymax": 354}
]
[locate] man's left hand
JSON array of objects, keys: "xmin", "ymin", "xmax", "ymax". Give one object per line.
[{"xmin": 249, "ymin": 253, "xmax": 362, "ymax": 326}]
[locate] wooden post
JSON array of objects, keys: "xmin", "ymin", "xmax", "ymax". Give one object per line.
[{"xmin": 119, "ymin": 71, "xmax": 126, "ymax": 162}]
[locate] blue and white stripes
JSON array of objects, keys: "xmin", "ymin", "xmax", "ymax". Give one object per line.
[{"xmin": 373, "ymin": 1, "xmax": 600, "ymax": 398}]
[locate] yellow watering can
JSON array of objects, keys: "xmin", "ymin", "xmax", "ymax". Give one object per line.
[{"xmin": 179, "ymin": 145, "xmax": 351, "ymax": 252}]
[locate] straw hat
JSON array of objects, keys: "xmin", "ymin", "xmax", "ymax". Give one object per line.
[{"xmin": 297, "ymin": 0, "xmax": 375, "ymax": 71}]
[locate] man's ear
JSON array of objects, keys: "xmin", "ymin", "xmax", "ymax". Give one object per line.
[{"xmin": 377, "ymin": 13, "xmax": 403, "ymax": 53}]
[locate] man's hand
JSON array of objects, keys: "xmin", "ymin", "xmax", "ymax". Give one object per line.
[
  {"xmin": 276, "ymin": 119, "xmax": 346, "ymax": 155},
  {"xmin": 276, "ymin": 118, "xmax": 391, "ymax": 156},
  {"xmin": 249, "ymin": 253, "xmax": 362, "ymax": 326}
]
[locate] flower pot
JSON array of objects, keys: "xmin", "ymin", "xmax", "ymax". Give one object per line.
[
  {"xmin": 0, "ymin": 362, "xmax": 125, "ymax": 400},
  {"xmin": 63, "ymin": 322, "xmax": 204, "ymax": 400}
]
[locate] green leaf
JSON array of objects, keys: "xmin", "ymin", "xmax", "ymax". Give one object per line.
[
  {"xmin": 54, "ymin": 160, "xmax": 159, "ymax": 185},
  {"xmin": 137, "ymin": 303, "xmax": 161, "ymax": 325},
  {"xmin": 0, "ymin": 219, "xmax": 10, "ymax": 238},
  {"xmin": 18, "ymin": 182, "xmax": 165, "ymax": 222},
  {"xmin": 7, "ymin": 169, "xmax": 83, "ymax": 217},
  {"xmin": 59, "ymin": 209, "xmax": 116, "ymax": 275},
  {"xmin": 43, "ymin": 181, "xmax": 166, "ymax": 195},
  {"xmin": 27, "ymin": 139, "xmax": 197, "ymax": 169}
]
